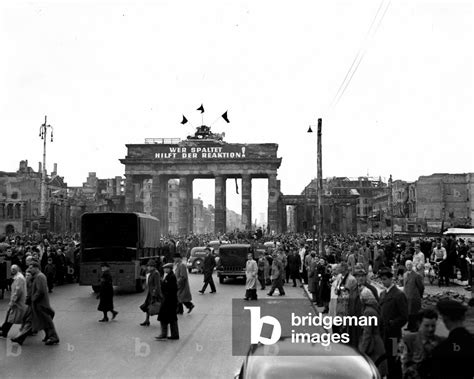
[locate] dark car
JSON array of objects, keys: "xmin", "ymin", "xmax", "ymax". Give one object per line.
[
  {"xmin": 186, "ymin": 247, "xmax": 208, "ymax": 273},
  {"xmin": 216, "ymin": 244, "xmax": 253, "ymax": 284},
  {"xmin": 235, "ymin": 337, "xmax": 381, "ymax": 379}
]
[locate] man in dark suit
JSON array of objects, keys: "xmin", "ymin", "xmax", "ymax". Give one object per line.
[
  {"xmin": 429, "ymin": 299, "xmax": 474, "ymax": 379},
  {"xmin": 379, "ymin": 268, "xmax": 408, "ymax": 379},
  {"xmin": 199, "ymin": 248, "xmax": 216, "ymax": 294},
  {"xmin": 155, "ymin": 263, "xmax": 179, "ymax": 340},
  {"xmin": 287, "ymin": 249, "xmax": 302, "ymax": 287}
]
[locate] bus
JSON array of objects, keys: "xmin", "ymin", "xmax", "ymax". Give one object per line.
[{"xmin": 79, "ymin": 212, "xmax": 161, "ymax": 292}]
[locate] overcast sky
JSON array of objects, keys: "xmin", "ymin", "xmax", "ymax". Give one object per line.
[{"xmin": 1, "ymin": 0, "xmax": 472, "ymax": 220}]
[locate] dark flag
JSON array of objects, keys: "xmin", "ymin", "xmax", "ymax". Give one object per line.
[
  {"xmin": 222, "ymin": 111, "xmax": 230, "ymax": 123},
  {"xmin": 197, "ymin": 104, "xmax": 205, "ymax": 113},
  {"xmin": 181, "ymin": 115, "xmax": 188, "ymax": 125}
]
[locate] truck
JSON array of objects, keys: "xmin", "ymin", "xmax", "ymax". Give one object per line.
[{"xmin": 79, "ymin": 212, "xmax": 161, "ymax": 292}]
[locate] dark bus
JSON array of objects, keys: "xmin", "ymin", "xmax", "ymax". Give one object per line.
[{"xmin": 80, "ymin": 212, "xmax": 160, "ymax": 292}]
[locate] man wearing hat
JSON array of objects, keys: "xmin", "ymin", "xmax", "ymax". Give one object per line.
[
  {"xmin": 354, "ymin": 264, "xmax": 379, "ymax": 301},
  {"xmin": 174, "ymin": 254, "xmax": 194, "ymax": 314},
  {"xmin": 403, "ymin": 260, "xmax": 424, "ymax": 332},
  {"xmin": 429, "ymin": 299, "xmax": 474, "ymax": 379},
  {"xmin": 156, "ymin": 263, "xmax": 179, "ymax": 340},
  {"xmin": 379, "ymin": 267, "xmax": 408, "ymax": 379},
  {"xmin": 139, "ymin": 259, "xmax": 162, "ymax": 326},
  {"xmin": 198, "ymin": 248, "xmax": 216, "ymax": 294}
]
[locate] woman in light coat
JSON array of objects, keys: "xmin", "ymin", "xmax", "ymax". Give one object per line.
[
  {"xmin": 1, "ymin": 265, "xmax": 26, "ymax": 337},
  {"xmin": 244, "ymin": 253, "xmax": 258, "ymax": 300}
]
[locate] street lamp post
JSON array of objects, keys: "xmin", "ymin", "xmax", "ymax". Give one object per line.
[
  {"xmin": 389, "ymin": 174, "xmax": 394, "ymax": 242},
  {"xmin": 39, "ymin": 115, "xmax": 53, "ymax": 233},
  {"xmin": 308, "ymin": 118, "xmax": 324, "ymax": 255}
]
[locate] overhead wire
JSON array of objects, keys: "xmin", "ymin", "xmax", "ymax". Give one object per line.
[{"xmin": 327, "ymin": 0, "xmax": 391, "ymax": 113}]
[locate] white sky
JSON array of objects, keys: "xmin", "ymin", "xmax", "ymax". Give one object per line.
[{"xmin": 1, "ymin": 0, "xmax": 473, "ymax": 220}]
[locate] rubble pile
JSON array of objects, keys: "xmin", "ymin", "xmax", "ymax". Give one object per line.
[{"xmin": 422, "ymin": 291, "xmax": 470, "ymax": 308}]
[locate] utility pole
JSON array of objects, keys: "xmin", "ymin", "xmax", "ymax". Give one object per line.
[
  {"xmin": 317, "ymin": 118, "xmax": 323, "ymax": 256},
  {"xmin": 39, "ymin": 116, "xmax": 53, "ymax": 233},
  {"xmin": 389, "ymin": 174, "xmax": 394, "ymax": 242}
]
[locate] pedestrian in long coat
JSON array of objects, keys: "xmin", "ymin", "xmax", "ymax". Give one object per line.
[
  {"xmin": 379, "ymin": 268, "xmax": 408, "ymax": 379},
  {"xmin": 267, "ymin": 254, "xmax": 285, "ymax": 296},
  {"xmin": 199, "ymin": 248, "xmax": 216, "ymax": 294},
  {"xmin": 257, "ymin": 253, "xmax": 268, "ymax": 290},
  {"xmin": 1, "ymin": 265, "xmax": 26, "ymax": 337},
  {"xmin": 156, "ymin": 263, "xmax": 179, "ymax": 340},
  {"xmin": 139, "ymin": 259, "xmax": 162, "ymax": 326},
  {"xmin": 244, "ymin": 253, "xmax": 258, "ymax": 300},
  {"xmin": 307, "ymin": 255, "xmax": 319, "ymax": 303},
  {"xmin": 174, "ymin": 254, "xmax": 194, "ymax": 314},
  {"xmin": 11, "ymin": 261, "xmax": 59, "ymax": 345},
  {"xmin": 358, "ymin": 287, "xmax": 388, "ymax": 378},
  {"xmin": 328, "ymin": 265, "xmax": 341, "ymax": 319},
  {"xmin": 97, "ymin": 262, "xmax": 118, "ymax": 322},
  {"xmin": 287, "ymin": 250, "xmax": 302, "ymax": 287},
  {"xmin": 317, "ymin": 259, "xmax": 331, "ymax": 313},
  {"xmin": 403, "ymin": 260, "xmax": 424, "ymax": 332}
]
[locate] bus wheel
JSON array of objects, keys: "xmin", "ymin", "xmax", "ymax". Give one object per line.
[
  {"xmin": 135, "ymin": 279, "xmax": 146, "ymax": 293},
  {"xmin": 92, "ymin": 285, "xmax": 100, "ymax": 293}
]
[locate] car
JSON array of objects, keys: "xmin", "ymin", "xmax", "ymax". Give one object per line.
[
  {"xmin": 235, "ymin": 337, "xmax": 381, "ymax": 379},
  {"xmin": 186, "ymin": 247, "xmax": 208, "ymax": 273},
  {"xmin": 216, "ymin": 244, "xmax": 254, "ymax": 284}
]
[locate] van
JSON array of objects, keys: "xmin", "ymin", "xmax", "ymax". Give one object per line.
[{"xmin": 216, "ymin": 244, "xmax": 253, "ymax": 284}]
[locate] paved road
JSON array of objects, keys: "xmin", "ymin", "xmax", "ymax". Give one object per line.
[{"xmin": 0, "ymin": 272, "xmax": 311, "ymax": 379}]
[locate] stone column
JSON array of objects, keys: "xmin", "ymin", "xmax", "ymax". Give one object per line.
[
  {"xmin": 267, "ymin": 173, "xmax": 279, "ymax": 234},
  {"xmin": 187, "ymin": 178, "xmax": 194, "ymax": 233},
  {"xmin": 241, "ymin": 175, "xmax": 252, "ymax": 231},
  {"xmin": 280, "ymin": 201, "xmax": 287, "ymax": 233},
  {"xmin": 152, "ymin": 175, "xmax": 169, "ymax": 236},
  {"xmin": 134, "ymin": 178, "xmax": 145, "ymax": 213},
  {"xmin": 124, "ymin": 175, "xmax": 135, "ymax": 212},
  {"xmin": 215, "ymin": 176, "xmax": 227, "ymax": 234},
  {"xmin": 178, "ymin": 177, "xmax": 190, "ymax": 235}
]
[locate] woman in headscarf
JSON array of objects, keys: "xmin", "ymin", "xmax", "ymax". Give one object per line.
[
  {"xmin": 358, "ymin": 287, "xmax": 388, "ymax": 378},
  {"xmin": 97, "ymin": 263, "xmax": 118, "ymax": 322}
]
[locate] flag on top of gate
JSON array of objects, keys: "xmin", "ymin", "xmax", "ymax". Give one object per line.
[
  {"xmin": 197, "ymin": 104, "xmax": 205, "ymax": 113},
  {"xmin": 221, "ymin": 111, "xmax": 230, "ymax": 123},
  {"xmin": 181, "ymin": 115, "xmax": 188, "ymax": 125}
]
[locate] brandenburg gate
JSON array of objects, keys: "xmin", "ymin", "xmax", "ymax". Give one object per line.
[{"xmin": 120, "ymin": 126, "xmax": 284, "ymax": 236}]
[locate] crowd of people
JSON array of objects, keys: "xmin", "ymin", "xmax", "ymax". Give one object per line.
[
  {"xmin": 241, "ymin": 233, "xmax": 473, "ymax": 379},
  {"xmin": 1, "ymin": 230, "xmax": 473, "ymax": 379}
]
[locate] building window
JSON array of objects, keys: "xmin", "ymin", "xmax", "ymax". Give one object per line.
[
  {"xmin": 6, "ymin": 204, "xmax": 14, "ymax": 218},
  {"xmin": 169, "ymin": 212, "xmax": 173, "ymax": 220},
  {"xmin": 0, "ymin": 204, "xmax": 4, "ymax": 219},
  {"xmin": 14, "ymin": 204, "xmax": 21, "ymax": 219},
  {"xmin": 11, "ymin": 192, "xmax": 18, "ymax": 199},
  {"xmin": 169, "ymin": 201, "xmax": 173, "ymax": 207}
]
